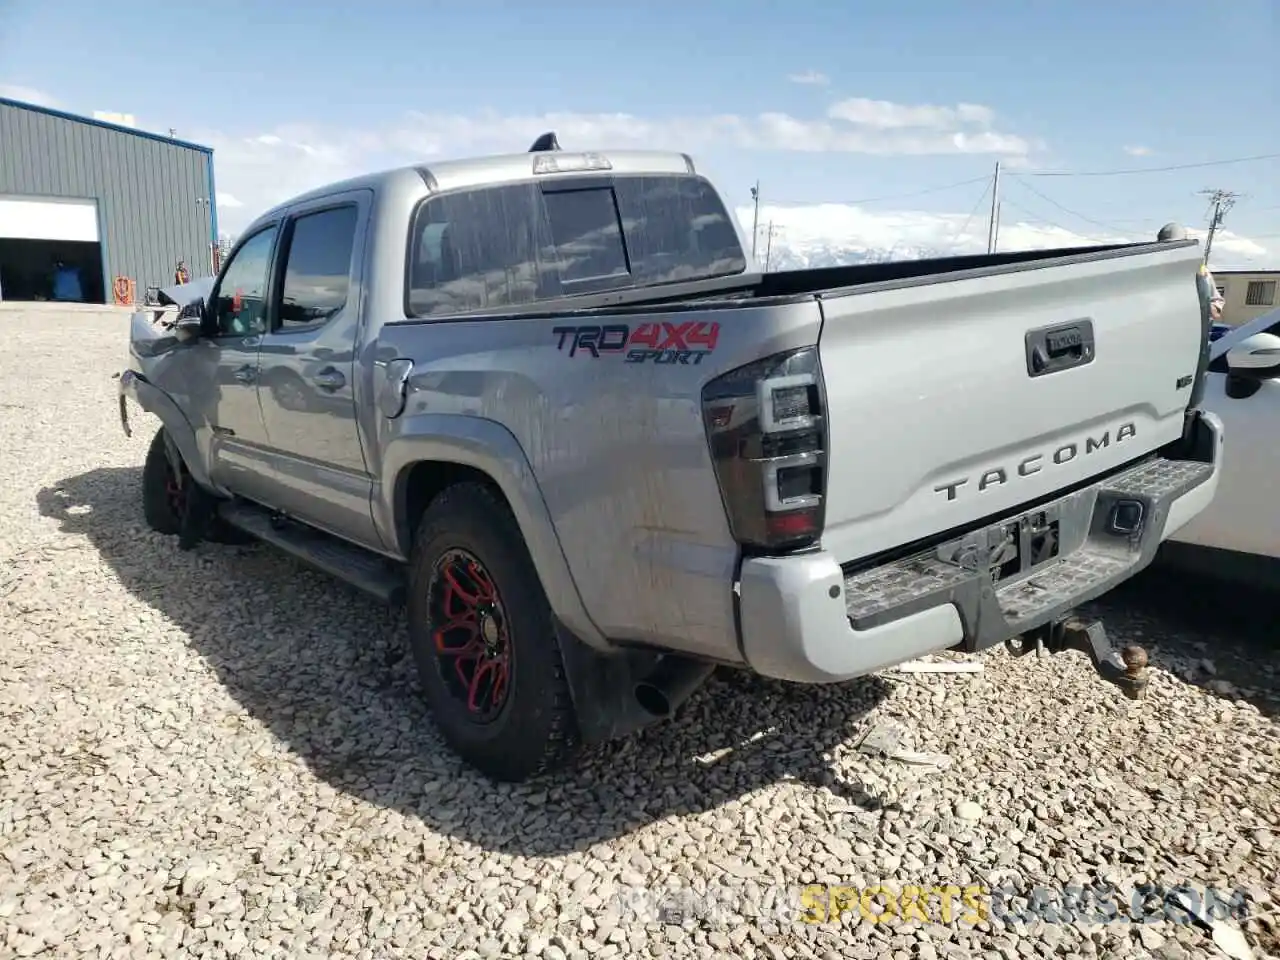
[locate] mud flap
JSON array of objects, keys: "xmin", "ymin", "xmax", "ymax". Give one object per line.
[
  {"xmin": 177, "ymin": 483, "xmax": 219, "ymax": 551},
  {"xmin": 552, "ymin": 622, "xmax": 669, "ymax": 745},
  {"xmin": 161, "ymin": 429, "xmax": 216, "ymax": 551}
]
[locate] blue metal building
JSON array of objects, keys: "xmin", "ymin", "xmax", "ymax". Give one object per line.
[{"xmin": 0, "ymin": 96, "xmax": 218, "ymax": 304}]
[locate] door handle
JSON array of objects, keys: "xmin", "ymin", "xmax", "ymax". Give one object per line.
[
  {"xmin": 312, "ymin": 367, "xmax": 346, "ymax": 391},
  {"xmin": 233, "ymin": 364, "xmax": 256, "ymax": 384}
]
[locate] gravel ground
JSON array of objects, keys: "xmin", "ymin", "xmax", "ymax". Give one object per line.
[{"xmin": 1, "ymin": 311, "xmax": 1277, "ymax": 960}]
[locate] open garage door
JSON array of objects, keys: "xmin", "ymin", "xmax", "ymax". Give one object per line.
[{"xmin": 0, "ymin": 196, "xmax": 106, "ymax": 303}]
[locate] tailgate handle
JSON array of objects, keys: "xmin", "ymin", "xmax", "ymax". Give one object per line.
[{"xmin": 1025, "ymin": 320, "xmax": 1094, "ymax": 378}]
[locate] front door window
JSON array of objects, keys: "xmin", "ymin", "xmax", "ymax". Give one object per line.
[{"xmin": 212, "ymin": 227, "xmax": 278, "ymax": 337}]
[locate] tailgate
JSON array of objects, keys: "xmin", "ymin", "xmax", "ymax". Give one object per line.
[{"xmin": 816, "ymin": 241, "xmax": 1206, "ymax": 565}]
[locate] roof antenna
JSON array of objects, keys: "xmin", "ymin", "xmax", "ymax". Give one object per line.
[{"xmin": 529, "ymin": 131, "xmax": 560, "ymax": 152}]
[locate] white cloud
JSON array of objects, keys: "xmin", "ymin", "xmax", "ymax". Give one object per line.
[
  {"xmin": 737, "ymin": 202, "xmax": 1125, "ymax": 262},
  {"xmin": 1184, "ymin": 227, "xmax": 1272, "ymax": 268},
  {"xmin": 196, "ymin": 100, "xmax": 1035, "ymax": 230},
  {"xmin": 1124, "ymin": 145, "xmax": 1153, "ymax": 157},
  {"xmin": 827, "ymin": 98, "xmax": 995, "ymax": 131},
  {"xmin": 0, "ymin": 84, "xmax": 61, "ymax": 108},
  {"xmin": 733, "ymin": 202, "xmax": 1273, "ymax": 270},
  {"xmin": 14, "ymin": 87, "xmax": 1257, "ymax": 269},
  {"xmin": 787, "ymin": 70, "xmax": 829, "ymax": 86}
]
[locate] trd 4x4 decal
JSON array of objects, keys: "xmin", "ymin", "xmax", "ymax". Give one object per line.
[{"xmin": 553, "ymin": 321, "xmax": 721, "ymax": 364}]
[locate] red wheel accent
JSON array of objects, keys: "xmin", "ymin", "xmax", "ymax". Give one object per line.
[
  {"xmin": 164, "ymin": 475, "xmax": 187, "ymax": 518},
  {"xmin": 428, "ymin": 549, "xmax": 511, "ymax": 722}
]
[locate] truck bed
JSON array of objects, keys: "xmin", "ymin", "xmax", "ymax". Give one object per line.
[
  {"xmin": 485, "ymin": 240, "xmax": 1173, "ymax": 316},
  {"xmin": 748, "ymin": 240, "xmax": 1144, "ymax": 300}
]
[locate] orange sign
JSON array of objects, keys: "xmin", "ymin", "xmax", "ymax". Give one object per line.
[{"xmin": 113, "ymin": 276, "xmax": 136, "ymax": 306}]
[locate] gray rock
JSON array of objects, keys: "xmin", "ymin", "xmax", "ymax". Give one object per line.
[{"xmin": 1, "ymin": 317, "xmax": 1276, "ymax": 960}]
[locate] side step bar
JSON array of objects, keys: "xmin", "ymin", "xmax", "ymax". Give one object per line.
[{"xmin": 219, "ymin": 502, "xmax": 406, "ymax": 606}]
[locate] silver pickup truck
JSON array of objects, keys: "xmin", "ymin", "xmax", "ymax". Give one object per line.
[{"xmin": 119, "ymin": 136, "xmax": 1227, "ymax": 781}]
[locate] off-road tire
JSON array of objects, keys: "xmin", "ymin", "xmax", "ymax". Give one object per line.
[
  {"xmin": 142, "ymin": 427, "xmax": 184, "ymax": 535},
  {"xmin": 407, "ymin": 482, "xmax": 580, "ymax": 782},
  {"xmin": 141, "ymin": 426, "xmax": 254, "ymax": 545}
]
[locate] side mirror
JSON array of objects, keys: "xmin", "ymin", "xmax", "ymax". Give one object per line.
[
  {"xmin": 1224, "ymin": 331, "xmax": 1280, "ymax": 399},
  {"xmin": 1226, "ymin": 332, "xmax": 1280, "ymax": 381},
  {"xmin": 174, "ymin": 299, "xmax": 206, "ymax": 339}
]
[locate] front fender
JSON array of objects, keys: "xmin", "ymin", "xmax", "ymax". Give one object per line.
[
  {"xmin": 376, "ymin": 413, "xmax": 608, "ymax": 650},
  {"xmin": 121, "ymin": 373, "xmax": 211, "ymax": 489}
]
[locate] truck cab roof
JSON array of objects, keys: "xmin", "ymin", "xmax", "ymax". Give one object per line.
[{"xmin": 245, "ymin": 148, "xmax": 703, "ymax": 230}]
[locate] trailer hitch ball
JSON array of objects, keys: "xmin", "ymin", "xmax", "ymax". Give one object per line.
[
  {"xmin": 1060, "ymin": 617, "xmax": 1151, "ymax": 701},
  {"xmin": 1010, "ymin": 617, "xmax": 1151, "ymax": 700},
  {"xmin": 1119, "ymin": 643, "xmax": 1150, "ymax": 700}
]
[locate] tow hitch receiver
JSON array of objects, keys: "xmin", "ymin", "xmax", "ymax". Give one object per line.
[{"xmin": 1007, "ymin": 616, "xmax": 1150, "ymax": 700}]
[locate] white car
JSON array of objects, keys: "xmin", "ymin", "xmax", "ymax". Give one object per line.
[{"xmin": 1167, "ymin": 305, "xmax": 1280, "ymax": 571}]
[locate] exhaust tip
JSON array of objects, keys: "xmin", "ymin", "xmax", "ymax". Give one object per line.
[{"xmin": 634, "ymin": 682, "xmax": 673, "ymax": 718}]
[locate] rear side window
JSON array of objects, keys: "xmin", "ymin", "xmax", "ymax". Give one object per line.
[
  {"xmin": 277, "ymin": 205, "xmax": 358, "ymax": 328},
  {"xmin": 406, "ymin": 174, "xmax": 746, "ymax": 317},
  {"xmin": 614, "ymin": 176, "xmax": 747, "ymax": 284},
  {"xmin": 542, "ymin": 187, "xmax": 629, "ymax": 283}
]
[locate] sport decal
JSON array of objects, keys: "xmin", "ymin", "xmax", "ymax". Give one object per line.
[{"xmin": 552, "ymin": 321, "xmax": 720, "ymax": 365}]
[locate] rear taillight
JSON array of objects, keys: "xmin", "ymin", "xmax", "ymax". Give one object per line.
[{"xmin": 701, "ymin": 346, "xmax": 826, "ymax": 551}]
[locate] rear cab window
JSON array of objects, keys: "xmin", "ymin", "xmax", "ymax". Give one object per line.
[{"xmin": 405, "ymin": 174, "xmax": 747, "ymax": 318}]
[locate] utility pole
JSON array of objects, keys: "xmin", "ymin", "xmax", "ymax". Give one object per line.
[
  {"xmin": 1199, "ymin": 188, "xmax": 1239, "ymax": 265},
  {"xmin": 986, "ymin": 161, "xmax": 1002, "ymax": 254},
  {"xmin": 750, "ymin": 182, "xmax": 761, "ymax": 262},
  {"xmin": 764, "ymin": 221, "xmax": 775, "ymax": 272}
]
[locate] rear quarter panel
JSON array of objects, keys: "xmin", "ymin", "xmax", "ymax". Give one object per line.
[{"xmin": 373, "ymin": 302, "xmax": 821, "ymax": 660}]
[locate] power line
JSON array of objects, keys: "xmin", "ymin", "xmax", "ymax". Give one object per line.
[
  {"xmin": 1006, "ymin": 175, "xmax": 1136, "ymax": 234},
  {"xmin": 767, "ymin": 174, "xmax": 990, "ymax": 207},
  {"xmin": 987, "ymin": 161, "xmax": 1002, "ymax": 253},
  {"xmin": 997, "ymin": 196, "xmax": 1057, "ymax": 226},
  {"xmin": 1022, "ymin": 152, "xmax": 1280, "ymax": 178},
  {"xmin": 997, "ymin": 196, "xmax": 1106, "ymax": 243},
  {"xmin": 953, "ymin": 178, "xmax": 992, "ymax": 242}
]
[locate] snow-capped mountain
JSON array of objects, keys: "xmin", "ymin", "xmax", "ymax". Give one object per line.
[
  {"xmin": 755, "ymin": 238, "xmax": 947, "ymax": 272},
  {"xmin": 735, "ymin": 202, "xmax": 1002, "ymax": 273},
  {"xmin": 737, "ymin": 201, "xmax": 1273, "ymax": 272}
]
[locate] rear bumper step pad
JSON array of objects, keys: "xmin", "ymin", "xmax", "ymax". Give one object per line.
[{"xmin": 840, "ymin": 456, "xmax": 1214, "ymax": 648}]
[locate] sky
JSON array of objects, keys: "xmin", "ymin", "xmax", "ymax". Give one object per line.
[{"xmin": 2, "ymin": 0, "xmax": 1278, "ymax": 267}]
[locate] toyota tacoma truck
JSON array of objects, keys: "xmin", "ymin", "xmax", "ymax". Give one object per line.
[{"xmin": 118, "ymin": 136, "xmax": 1225, "ymax": 782}]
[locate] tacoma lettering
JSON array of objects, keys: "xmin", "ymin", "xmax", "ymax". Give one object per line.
[{"xmin": 934, "ymin": 423, "xmax": 1137, "ymax": 502}]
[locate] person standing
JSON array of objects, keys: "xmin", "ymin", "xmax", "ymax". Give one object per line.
[
  {"xmin": 1157, "ymin": 222, "xmax": 1224, "ymax": 321},
  {"xmin": 174, "ymin": 259, "xmax": 190, "ymax": 285}
]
